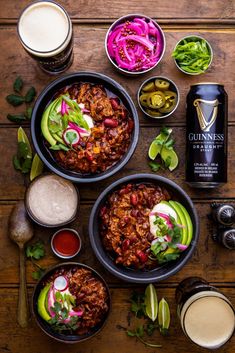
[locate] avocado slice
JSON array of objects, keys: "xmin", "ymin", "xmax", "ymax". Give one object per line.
[
  {"xmin": 37, "ymin": 284, "xmax": 51, "ymax": 321},
  {"xmin": 41, "ymin": 98, "xmax": 60, "ymax": 147},
  {"xmin": 169, "ymin": 200, "xmax": 188, "ymax": 245},
  {"xmin": 175, "ymin": 201, "xmax": 193, "ymax": 246}
]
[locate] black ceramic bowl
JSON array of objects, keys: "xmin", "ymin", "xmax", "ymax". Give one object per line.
[
  {"xmin": 32, "ymin": 262, "xmax": 111, "ymax": 343},
  {"xmin": 31, "ymin": 72, "xmax": 139, "ymax": 183},
  {"xmin": 89, "ymin": 174, "xmax": 199, "ymax": 283}
]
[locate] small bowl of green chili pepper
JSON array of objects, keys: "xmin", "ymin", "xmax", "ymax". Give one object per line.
[
  {"xmin": 172, "ymin": 35, "xmax": 213, "ymax": 75},
  {"xmin": 137, "ymin": 76, "xmax": 180, "ymax": 119}
]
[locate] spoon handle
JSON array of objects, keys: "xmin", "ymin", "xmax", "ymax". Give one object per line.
[{"xmin": 18, "ymin": 246, "xmax": 29, "ymax": 328}]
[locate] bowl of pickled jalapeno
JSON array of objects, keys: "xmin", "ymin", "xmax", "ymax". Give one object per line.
[
  {"xmin": 137, "ymin": 76, "xmax": 180, "ymax": 119},
  {"xmin": 172, "ymin": 35, "xmax": 213, "ymax": 75}
]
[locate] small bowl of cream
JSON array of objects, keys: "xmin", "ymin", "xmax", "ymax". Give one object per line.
[{"xmin": 25, "ymin": 174, "xmax": 79, "ymax": 227}]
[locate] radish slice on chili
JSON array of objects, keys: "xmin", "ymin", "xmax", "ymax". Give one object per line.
[
  {"xmin": 54, "ymin": 276, "xmax": 68, "ymax": 291},
  {"xmin": 63, "ymin": 128, "xmax": 80, "ymax": 146},
  {"xmin": 107, "ymin": 17, "xmax": 164, "ymax": 72}
]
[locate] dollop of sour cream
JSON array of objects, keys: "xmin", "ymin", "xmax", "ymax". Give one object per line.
[
  {"xmin": 27, "ymin": 174, "xmax": 78, "ymax": 226},
  {"xmin": 149, "ymin": 203, "xmax": 177, "ymax": 237}
]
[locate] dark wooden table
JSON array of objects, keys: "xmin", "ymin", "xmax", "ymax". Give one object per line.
[{"xmin": 0, "ymin": 1, "xmax": 235, "ymax": 352}]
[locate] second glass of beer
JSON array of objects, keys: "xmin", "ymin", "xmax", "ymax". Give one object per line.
[{"xmin": 17, "ymin": 1, "xmax": 73, "ymax": 74}]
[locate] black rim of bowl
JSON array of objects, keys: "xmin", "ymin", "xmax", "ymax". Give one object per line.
[
  {"xmin": 31, "ymin": 71, "xmax": 139, "ymax": 183},
  {"xmin": 89, "ymin": 173, "xmax": 199, "ymax": 283},
  {"xmin": 32, "ymin": 262, "xmax": 111, "ymax": 343}
]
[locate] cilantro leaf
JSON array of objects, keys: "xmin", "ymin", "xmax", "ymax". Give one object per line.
[
  {"xmin": 149, "ymin": 161, "xmax": 161, "ymax": 172},
  {"xmin": 26, "ymin": 240, "xmax": 45, "ymax": 260},
  {"xmin": 32, "ymin": 268, "xmax": 45, "ymax": 280},
  {"xmin": 13, "ymin": 76, "xmax": 23, "ymax": 93}
]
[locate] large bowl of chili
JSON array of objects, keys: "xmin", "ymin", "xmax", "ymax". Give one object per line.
[
  {"xmin": 89, "ymin": 174, "xmax": 199, "ymax": 283},
  {"xmin": 32, "ymin": 262, "xmax": 111, "ymax": 343},
  {"xmin": 31, "ymin": 72, "xmax": 139, "ymax": 183}
]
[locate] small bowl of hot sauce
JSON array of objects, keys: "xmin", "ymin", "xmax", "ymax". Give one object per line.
[{"xmin": 51, "ymin": 228, "xmax": 82, "ymax": 259}]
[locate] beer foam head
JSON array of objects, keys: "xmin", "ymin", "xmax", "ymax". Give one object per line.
[
  {"xmin": 183, "ymin": 295, "xmax": 235, "ymax": 349},
  {"xmin": 18, "ymin": 2, "xmax": 70, "ymax": 53}
]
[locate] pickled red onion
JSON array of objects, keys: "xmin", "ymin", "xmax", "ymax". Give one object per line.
[{"xmin": 107, "ymin": 17, "xmax": 164, "ymax": 72}]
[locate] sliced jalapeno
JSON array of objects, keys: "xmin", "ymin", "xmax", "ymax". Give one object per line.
[
  {"xmin": 155, "ymin": 79, "xmax": 170, "ymax": 91},
  {"xmin": 146, "ymin": 109, "xmax": 162, "ymax": 117},
  {"xmin": 142, "ymin": 81, "xmax": 155, "ymax": 92},
  {"xmin": 147, "ymin": 91, "xmax": 165, "ymax": 109},
  {"xmin": 164, "ymin": 90, "xmax": 177, "ymax": 103},
  {"xmin": 139, "ymin": 93, "xmax": 150, "ymax": 108},
  {"xmin": 159, "ymin": 99, "xmax": 177, "ymax": 113}
]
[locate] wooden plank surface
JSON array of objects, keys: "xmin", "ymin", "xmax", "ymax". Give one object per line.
[
  {"xmin": 0, "ymin": 287, "xmax": 234, "ymax": 353},
  {"xmin": 1, "ymin": 202, "xmax": 235, "ymax": 285},
  {"xmin": 0, "ymin": 0, "xmax": 234, "ymax": 21},
  {"xmin": 0, "ymin": 1, "xmax": 235, "ymax": 352},
  {"xmin": 0, "ymin": 126, "xmax": 234, "ymax": 201},
  {"xmin": 1, "ymin": 26, "xmax": 235, "ymax": 126}
]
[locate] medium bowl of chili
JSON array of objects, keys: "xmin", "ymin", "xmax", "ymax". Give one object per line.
[
  {"xmin": 105, "ymin": 14, "xmax": 166, "ymax": 75},
  {"xmin": 89, "ymin": 174, "xmax": 199, "ymax": 283},
  {"xmin": 31, "ymin": 72, "xmax": 139, "ymax": 183},
  {"xmin": 32, "ymin": 262, "xmax": 111, "ymax": 343},
  {"xmin": 137, "ymin": 76, "xmax": 180, "ymax": 119}
]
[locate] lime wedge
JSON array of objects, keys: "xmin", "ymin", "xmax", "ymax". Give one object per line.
[
  {"xmin": 148, "ymin": 140, "xmax": 162, "ymax": 160},
  {"xmin": 148, "ymin": 128, "xmax": 172, "ymax": 160},
  {"xmin": 161, "ymin": 146, "xmax": 179, "ymax": 171},
  {"xmin": 30, "ymin": 154, "xmax": 44, "ymax": 181},
  {"xmin": 158, "ymin": 298, "xmax": 170, "ymax": 334},
  {"xmin": 145, "ymin": 284, "xmax": 158, "ymax": 322},
  {"xmin": 17, "ymin": 127, "xmax": 32, "ymax": 158}
]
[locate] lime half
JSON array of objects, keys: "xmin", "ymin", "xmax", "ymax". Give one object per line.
[
  {"xmin": 17, "ymin": 127, "xmax": 32, "ymax": 158},
  {"xmin": 161, "ymin": 147, "xmax": 179, "ymax": 171}
]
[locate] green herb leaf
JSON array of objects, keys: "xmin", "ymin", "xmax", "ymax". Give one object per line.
[
  {"xmin": 32, "ymin": 268, "xmax": 45, "ymax": 280},
  {"xmin": 146, "ymin": 322, "xmax": 158, "ymax": 336},
  {"xmin": 12, "ymin": 155, "xmax": 22, "ymax": 171},
  {"xmin": 65, "ymin": 131, "xmax": 77, "ymax": 144},
  {"xmin": 13, "ymin": 76, "xmax": 23, "ymax": 93},
  {"xmin": 50, "ymin": 144, "xmax": 69, "ymax": 152},
  {"xmin": 164, "ymin": 156, "xmax": 172, "ymax": 168},
  {"xmin": 7, "ymin": 114, "xmax": 27, "ymax": 123},
  {"xmin": 26, "ymin": 106, "xmax": 33, "ymax": 119},
  {"xmin": 26, "ymin": 240, "xmax": 45, "ymax": 260},
  {"xmin": 6, "ymin": 94, "xmax": 25, "ymax": 106},
  {"xmin": 126, "ymin": 330, "xmax": 136, "ymax": 337},
  {"xmin": 24, "ymin": 86, "xmax": 36, "ymax": 103},
  {"xmin": 21, "ymin": 158, "xmax": 32, "ymax": 173},
  {"xmin": 149, "ymin": 161, "xmax": 161, "ymax": 172},
  {"xmin": 18, "ymin": 141, "xmax": 30, "ymax": 160},
  {"xmin": 130, "ymin": 291, "xmax": 146, "ymax": 318}
]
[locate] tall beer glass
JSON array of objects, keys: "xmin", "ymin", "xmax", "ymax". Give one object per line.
[
  {"xmin": 176, "ymin": 277, "xmax": 235, "ymax": 349},
  {"xmin": 17, "ymin": 1, "xmax": 73, "ymax": 74}
]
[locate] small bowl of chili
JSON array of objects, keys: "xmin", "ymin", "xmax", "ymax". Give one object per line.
[
  {"xmin": 51, "ymin": 228, "xmax": 82, "ymax": 259},
  {"xmin": 172, "ymin": 35, "xmax": 213, "ymax": 75},
  {"xmin": 137, "ymin": 76, "xmax": 180, "ymax": 119}
]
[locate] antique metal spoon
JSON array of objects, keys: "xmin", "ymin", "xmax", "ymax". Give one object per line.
[{"xmin": 8, "ymin": 201, "xmax": 34, "ymax": 328}]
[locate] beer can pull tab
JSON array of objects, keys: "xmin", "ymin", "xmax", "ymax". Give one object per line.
[
  {"xmin": 212, "ymin": 228, "xmax": 235, "ymax": 250},
  {"xmin": 211, "ymin": 203, "xmax": 235, "ymax": 226}
]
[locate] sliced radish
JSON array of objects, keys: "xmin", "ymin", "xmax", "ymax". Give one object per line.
[
  {"xmin": 63, "ymin": 128, "xmax": 80, "ymax": 146},
  {"xmin": 83, "ymin": 114, "xmax": 94, "ymax": 129},
  {"xmin": 54, "ymin": 276, "xmax": 68, "ymax": 291}
]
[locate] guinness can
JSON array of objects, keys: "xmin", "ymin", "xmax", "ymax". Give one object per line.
[{"xmin": 186, "ymin": 83, "xmax": 228, "ymax": 188}]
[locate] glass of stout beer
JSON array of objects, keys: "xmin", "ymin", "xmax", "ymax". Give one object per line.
[
  {"xmin": 17, "ymin": 1, "xmax": 73, "ymax": 74},
  {"xmin": 176, "ymin": 277, "xmax": 235, "ymax": 349}
]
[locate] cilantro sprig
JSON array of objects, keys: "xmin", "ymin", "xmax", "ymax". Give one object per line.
[
  {"xmin": 6, "ymin": 76, "xmax": 37, "ymax": 123},
  {"xmin": 25, "ymin": 240, "xmax": 46, "ymax": 280}
]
